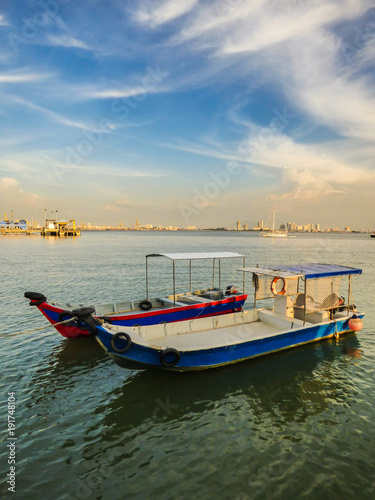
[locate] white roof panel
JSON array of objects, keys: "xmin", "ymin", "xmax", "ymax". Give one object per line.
[
  {"xmin": 147, "ymin": 252, "xmax": 244, "ymax": 260},
  {"xmin": 239, "ymin": 267, "xmax": 302, "ymax": 278}
]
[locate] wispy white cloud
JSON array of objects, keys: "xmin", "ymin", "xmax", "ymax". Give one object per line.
[
  {"xmin": 78, "ymin": 165, "xmax": 167, "ymax": 178},
  {"xmin": 134, "ymin": 0, "xmax": 199, "ymax": 28},
  {"xmin": 85, "ymin": 85, "xmax": 166, "ymax": 100},
  {"xmin": 10, "ymin": 96, "xmax": 91, "ymax": 130},
  {"xmin": 46, "ymin": 34, "xmax": 89, "ymax": 49},
  {"xmin": 282, "ymin": 33, "xmax": 375, "ymax": 142},
  {"xmin": 0, "ymin": 72, "xmax": 50, "ymax": 84},
  {"xmin": 221, "ymin": 2, "xmax": 364, "ymax": 55}
]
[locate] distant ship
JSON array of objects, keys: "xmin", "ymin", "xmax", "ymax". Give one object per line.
[{"xmin": 262, "ymin": 207, "xmax": 287, "ymax": 238}]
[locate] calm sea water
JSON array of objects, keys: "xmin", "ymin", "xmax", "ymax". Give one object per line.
[{"xmin": 1, "ymin": 231, "xmax": 375, "ymax": 500}]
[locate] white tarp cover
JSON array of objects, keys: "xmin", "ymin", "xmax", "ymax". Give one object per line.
[
  {"xmin": 147, "ymin": 252, "xmax": 244, "ymax": 260},
  {"xmin": 239, "ymin": 267, "xmax": 302, "ymax": 279}
]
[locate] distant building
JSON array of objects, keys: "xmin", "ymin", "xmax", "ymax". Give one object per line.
[
  {"xmin": 236, "ymin": 220, "xmax": 242, "ymax": 231},
  {"xmin": 257, "ymin": 220, "xmax": 264, "ymax": 229},
  {"xmin": 0, "ymin": 218, "xmax": 28, "ymax": 230},
  {"xmin": 243, "ymin": 223, "xmax": 248, "ymax": 230}
]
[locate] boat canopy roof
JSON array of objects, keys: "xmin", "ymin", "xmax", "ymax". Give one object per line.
[
  {"xmin": 239, "ymin": 264, "xmax": 362, "ymax": 279},
  {"xmin": 146, "ymin": 252, "xmax": 244, "ymax": 261}
]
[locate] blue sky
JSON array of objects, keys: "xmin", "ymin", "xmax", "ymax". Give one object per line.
[{"xmin": 0, "ymin": 0, "xmax": 374, "ymax": 229}]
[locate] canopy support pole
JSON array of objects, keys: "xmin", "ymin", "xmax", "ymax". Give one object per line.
[
  {"xmin": 189, "ymin": 260, "xmax": 192, "ymax": 295},
  {"xmin": 146, "ymin": 256, "xmax": 149, "ymax": 299},
  {"xmin": 243, "ymin": 256, "xmax": 246, "ymax": 294},
  {"xmin": 218, "ymin": 259, "xmax": 221, "ymax": 295},
  {"xmin": 303, "ymin": 278, "xmax": 307, "ymax": 326},
  {"xmin": 173, "ymin": 260, "xmax": 176, "ymax": 306},
  {"xmin": 348, "ymin": 275, "xmax": 351, "ymax": 314}
]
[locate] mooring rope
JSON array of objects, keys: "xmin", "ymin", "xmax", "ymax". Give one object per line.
[{"xmin": 0, "ymin": 318, "xmax": 78, "ymax": 338}]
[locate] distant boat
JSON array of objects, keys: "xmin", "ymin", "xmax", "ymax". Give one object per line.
[{"xmin": 262, "ymin": 207, "xmax": 287, "ymax": 238}]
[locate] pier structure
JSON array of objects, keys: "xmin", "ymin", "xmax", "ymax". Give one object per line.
[{"xmin": 41, "ymin": 219, "xmax": 80, "ymax": 237}]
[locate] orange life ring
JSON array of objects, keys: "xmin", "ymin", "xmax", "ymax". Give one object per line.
[{"xmin": 271, "ymin": 277, "xmax": 287, "ymax": 295}]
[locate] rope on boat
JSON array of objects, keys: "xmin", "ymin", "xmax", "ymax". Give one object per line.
[
  {"xmin": 0, "ymin": 318, "xmax": 77, "ymax": 338},
  {"xmin": 223, "ymin": 270, "xmax": 240, "ymax": 290}
]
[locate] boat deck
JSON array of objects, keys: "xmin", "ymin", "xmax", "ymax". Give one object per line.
[
  {"xmin": 106, "ymin": 309, "xmax": 310, "ymax": 350},
  {"xmin": 94, "ymin": 293, "xmax": 234, "ymax": 316},
  {"xmin": 150, "ymin": 320, "xmax": 281, "ymax": 350}
]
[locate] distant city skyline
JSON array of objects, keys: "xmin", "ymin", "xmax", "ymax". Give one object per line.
[
  {"xmin": 0, "ymin": 2, "xmax": 374, "ymax": 229},
  {"xmin": 1, "ymin": 210, "xmax": 369, "ymax": 233}
]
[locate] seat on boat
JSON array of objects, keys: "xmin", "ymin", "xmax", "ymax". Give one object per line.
[
  {"xmin": 321, "ymin": 292, "xmax": 342, "ymax": 310},
  {"xmin": 294, "ymin": 293, "xmax": 315, "ymax": 308}
]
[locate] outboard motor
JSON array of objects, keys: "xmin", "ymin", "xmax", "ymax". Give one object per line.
[{"xmin": 225, "ymin": 285, "xmax": 237, "ymax": 296}]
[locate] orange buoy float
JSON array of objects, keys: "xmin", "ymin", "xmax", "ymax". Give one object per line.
[
  {"xmin": 271, "ymin": 277, "xmax": 287, "ymax": 295},
  {"xmin": 348, "ymin": 314, "xmax": 363, "ymax": 332}
]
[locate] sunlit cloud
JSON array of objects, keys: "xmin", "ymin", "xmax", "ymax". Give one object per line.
[
  {"xmin": 0, "ymin": 177, "xmax": 44, "ymax": 204},
  {"xmin": 268, "ymin": 167, "xmax": 345, "ymax": 202}
]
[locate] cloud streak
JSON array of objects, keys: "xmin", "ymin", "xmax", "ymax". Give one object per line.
[{"xmin": 134, "ymin": 0, "xmax": 199, "ymax": 27}]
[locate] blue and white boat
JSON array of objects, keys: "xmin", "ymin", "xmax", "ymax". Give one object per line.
[{"xmin": 93, "ymin": 264, "xmax": 365, "ymax": 371}]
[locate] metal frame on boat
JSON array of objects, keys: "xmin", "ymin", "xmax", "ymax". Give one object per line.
[
  {"xmin": 24, "ymin": 252, "xmax": 247, "ymax": 338},
  {"xmin": 93, "ymin": 263, "xmax": 365, "ymax": 371}
]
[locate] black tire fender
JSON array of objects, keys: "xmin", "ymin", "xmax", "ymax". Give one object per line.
[
  {"xmin": 139, "ymin": 300, "xmax": 152, "ymax": 311},
  {"xmin": 159, "ymin": 348, "xmax": 180, "ymax": 368},
  {"xmin": 111, "ymin": 332, "xmax": 132, "ymax": 353},
  {"xmin": 71, "ymin": 307, "xmax": 95, "ymax": 317},
  {"xmin": 24, "ymin": 292, "xmax": 47, "ymax": 306},
  {"xmin": 58, "ymin": 307, "xmax": 97, "ymax": 334},
  {"xmin": 58, "ymin": 310, "xmax": 76, "ymax": 325}
]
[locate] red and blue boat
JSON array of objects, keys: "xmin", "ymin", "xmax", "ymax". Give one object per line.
[
  {"xmin": 93, "ymin": 264, "xmax": 365, "ymax": 371},
  {"xmin": 25, "ymin": 252, "xmax": 247, "ymax": 338}
]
